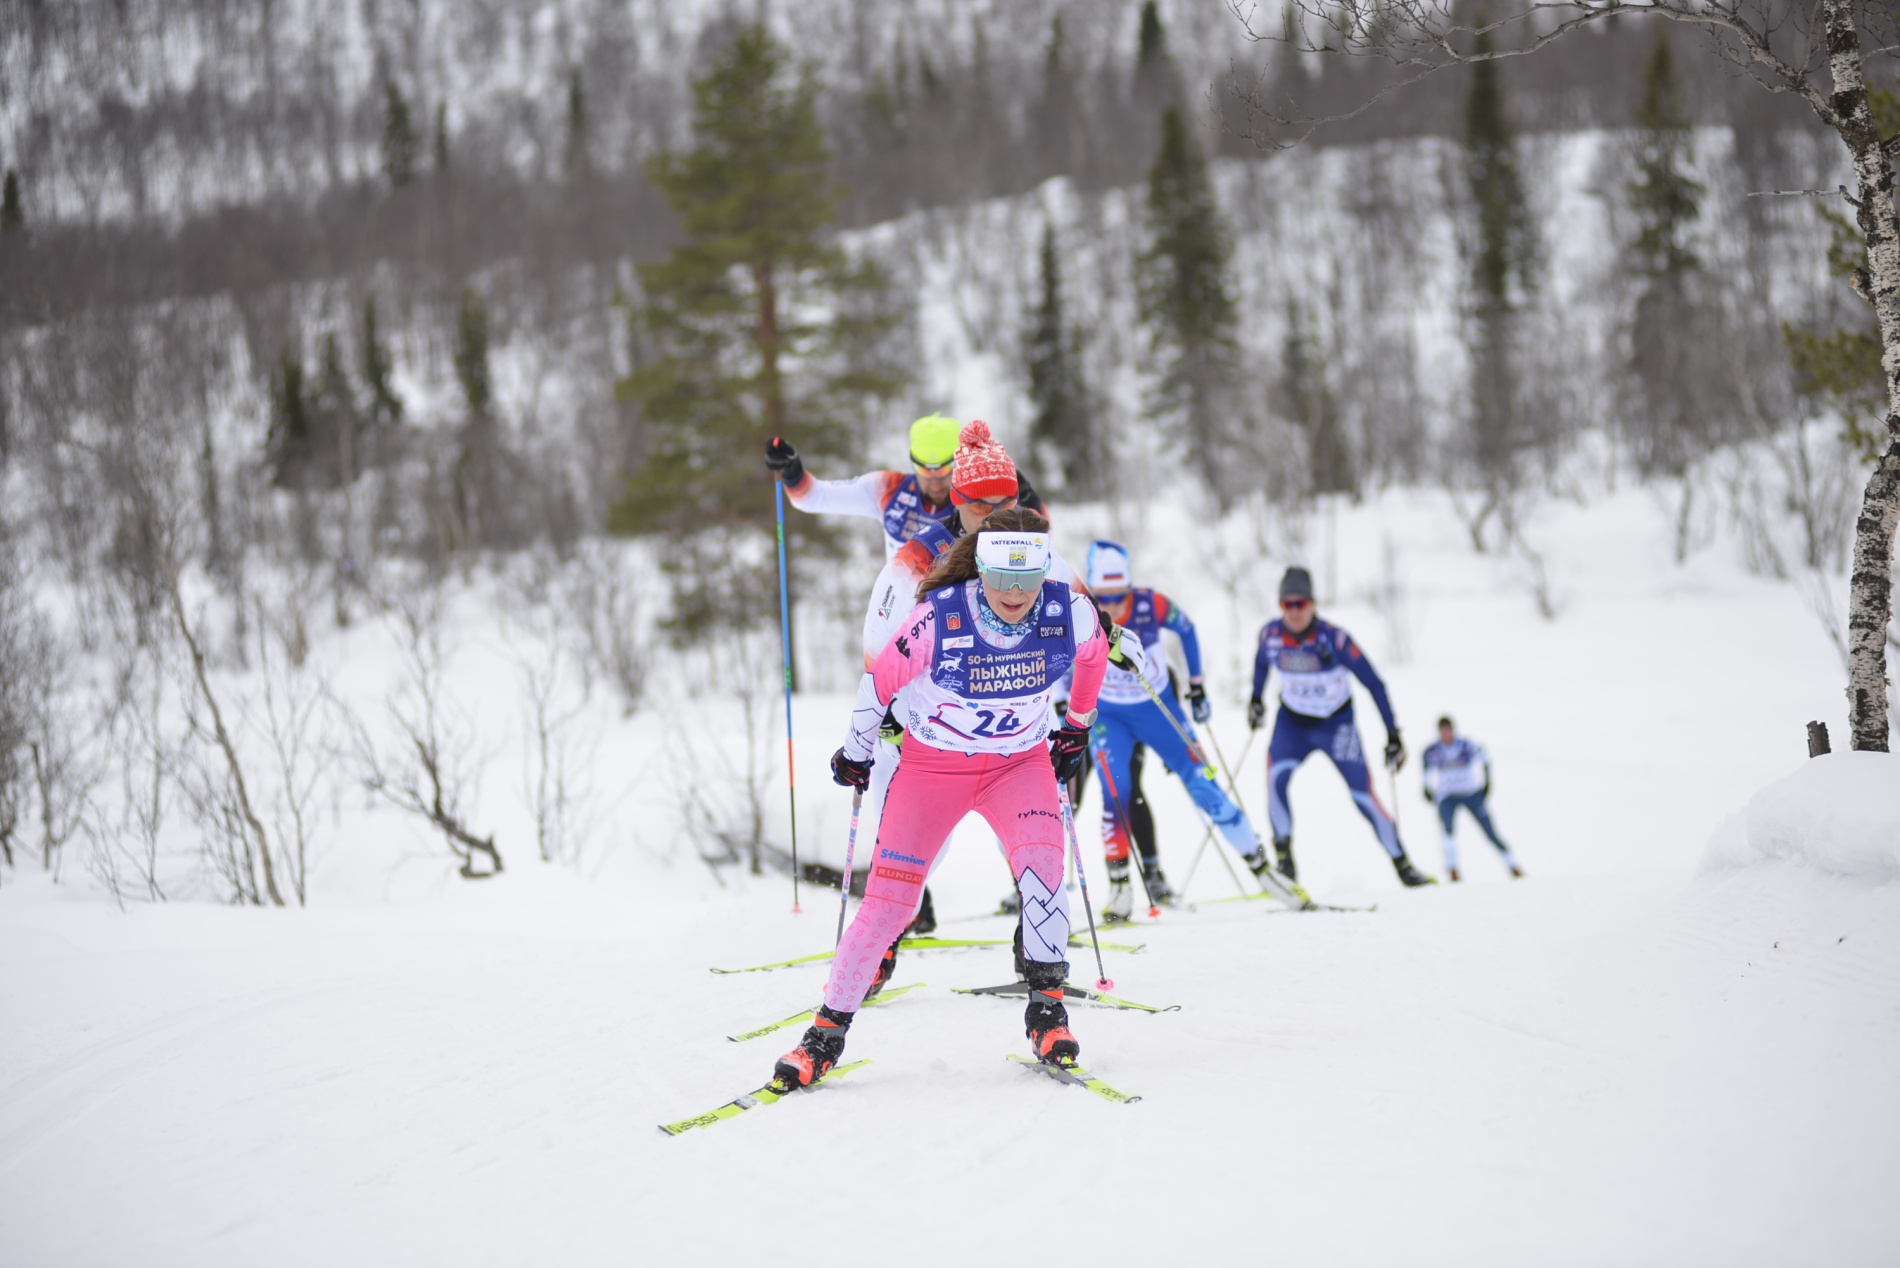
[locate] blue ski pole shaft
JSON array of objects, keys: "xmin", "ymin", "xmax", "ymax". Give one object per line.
[
  {"xmin": 774, "ymin": 482, "xmax": 801, "ymax": 913},
  {"xmin": 835, "ymin": 788, "xmax": 862, "ymax": 948},
  {"xmin": 1057, "ymin": 785, "xmax": 1112, "ymax": 991}
]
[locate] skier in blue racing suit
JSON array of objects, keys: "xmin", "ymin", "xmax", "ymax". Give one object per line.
[
  {"xmin": 1085, "ymin": 541, "xmax": 1262, "ymax": 917},
  {"xmin": 1247, "ymin": 566, "xmax": 1435, "ymax": 888}
]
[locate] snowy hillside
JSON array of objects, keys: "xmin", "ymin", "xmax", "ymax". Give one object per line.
[{"xmin": 4, "ymin": 467, "xmax": 1896, "ymax": 1266}]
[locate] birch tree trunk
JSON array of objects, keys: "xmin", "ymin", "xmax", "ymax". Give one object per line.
[{"xmin": 1823, "ymin": 0, "xmax": 1900, "ymax": 752}]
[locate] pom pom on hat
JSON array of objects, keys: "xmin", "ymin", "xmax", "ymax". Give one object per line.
[{"xmin": 951, "ymin": 420, "xmax": 1019, "ymax": 503}]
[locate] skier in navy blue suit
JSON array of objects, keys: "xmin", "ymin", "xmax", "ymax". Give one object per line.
[
  {"xmin": 1084, "ymin": 541, "xmax": 1264, "ymax": 917},
  {"xmin": 1247, "ymin": 566, "xmax": 1435, "ymax": 888}
]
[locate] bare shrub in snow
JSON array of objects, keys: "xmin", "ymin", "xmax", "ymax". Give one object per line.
[
  {"xmin": 508, "ymin": 634, "xmax": 600, "ymax": 867},
  {"xmin": 345, "ymin": 590, "xmax": 501, "ymax": 879}
]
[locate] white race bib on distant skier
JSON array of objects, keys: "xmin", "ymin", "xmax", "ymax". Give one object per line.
[{"xmin": 1278, "ymin": 665, "xmax": 1351, "ymax": 717}]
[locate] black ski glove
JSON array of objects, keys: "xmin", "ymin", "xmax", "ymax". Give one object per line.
[
  {"xmin": 764, "ymin": 436, "xmax": 805, "ymax": 486},
  {"xmin": 1187, "ymin": 681, "xmax": 1210, "ymax": 723},
  {"xmin": 830, "ymin": 748, "xmax": 871, "ymax": 791},
  {"xmin": 1384, "ymin": 729, "xmax": 1406, "ymax": 773},
  {"xmin": 1247, "ymin": 697, "xmax": 1266, "ymax": 731},
  {"xmin": 1049, "ymin": 721, "xmax": 1091, "ymax": 784}
]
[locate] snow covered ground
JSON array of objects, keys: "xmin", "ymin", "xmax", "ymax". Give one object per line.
[{"xmin": 3, "ymin": 477, "xmax": 1898, "ymax": 1266}]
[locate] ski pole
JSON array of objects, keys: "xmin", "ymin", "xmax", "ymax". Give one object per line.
[
  {"xmin": 1091, "ymin": 738, "xmax": 1159, "ymax": 918},
  {"xmin": 773, "ymin": 481, "xmax": 801, "ymax": 914},
  {"xmin": 1134, "ymin": 673, "xmax": 1247, "ymax": 813},
  {"xmin": 1057, "ymin": 784, "xmax": 1113, "ymax": 992},
  {"xmin": 834, "ymin": 787, "xmax": 862, "ymax": 948}
]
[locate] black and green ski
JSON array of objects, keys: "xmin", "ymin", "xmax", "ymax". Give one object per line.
[
  {"xmin": 953, "ymin": 981, "xmax": 1179, "ymax": 1013},
  {"xmin": 711, "ymin": 935, "xmax": 1144, "ymax": 975},
  {"xmin": 1007, "ymin": 1054, "xmax": 1141, "ymax": 1104},
  {"xmin": 726, "ymin": 982, "xmax": 926, "ymax": 1042},
  {"xmin": 658, "ymin": 1059, "xmax": 873, "ymax": 1135}
]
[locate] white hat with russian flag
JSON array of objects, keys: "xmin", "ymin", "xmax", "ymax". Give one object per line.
[{"xmin": 1086, "ymin": 540, "xmax": 1131, "ymax": 591}]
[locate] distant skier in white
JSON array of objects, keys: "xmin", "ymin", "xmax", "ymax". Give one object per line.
[{"xmin": 1421, "ymin": 716, "xmax": 1524, "ymax": 882}]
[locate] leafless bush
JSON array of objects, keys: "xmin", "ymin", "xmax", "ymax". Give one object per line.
[
  {"xmin": 562, "ymin": 539, "xmax": 647, "ymax": 716},
  {"xmin": 88, "ymin": 648, "xmax": 171, "ymax": 907},
  {"xmin": 509, "ymin": 633, "xmax": 600, "ymax": 866},
  {"xmin": 343, "ymin": 589, "xmax": 501, "ymax": 878},
  {"xmin": 255, "ymin": 602, "xmax": 331, "ymax": 904},
  {"xmin": 668, "ymin": 621, "xmax": 781, "ymax": 880}
]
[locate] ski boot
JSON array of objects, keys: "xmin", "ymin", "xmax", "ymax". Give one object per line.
[
  {"xmin": 1139, "ymin": 856, "xmax": 1175, "ymax": 906},
  {"xmin": 1392, "ymin": 852, "xmax": 1437, "ymax": 887},
  {"xmin": 1102, "ymin": 858, "xmax": 1134, "ymax": 922},
  {"xmin": 773, "ymin": 1004, "xmax": 853, "ymax": 1090},
  {"xmin": 1447, "ymin": 867, "xmax": 1462, "ymax": 883},
  {"xmin": 1022, "ymin": 960, "xmax": 1080, "ymax": 1067},
  {"xmin": 862, "ymin": 938, "xmax": 900, "ymax": 1001},
  {"xmin": 1012, "ymin": 918, "xmax": 1028, "ymax": 980},
  {"xmin": 1273, "ymin": 835, "xmax": 1297, "ymax": 881},
  {"xmin": 905, "ymin": 885, "xmax": 937, "ymax": 936}
]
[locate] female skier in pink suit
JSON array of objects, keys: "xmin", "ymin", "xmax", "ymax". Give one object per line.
[{"xmin": 772, "ymin": 507, "xmax": 1111, "ymax": 1087}]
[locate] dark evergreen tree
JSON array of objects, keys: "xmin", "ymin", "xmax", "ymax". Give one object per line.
[
  {"xmin": 0, "ymin": 169, "xmax": 21, "ymax": 233},
  {"xmin": 433, "ymin": 103, "xmax": 450, "ymax": 175},
  {"xmin": 564, "ymin": 69, "xmax": 589, "ymax": 181},
  {"xmin": 608, "ymin": 24, "xmax": 905, "ymax": 637},
  {"xmin": 1025, "ymin": 221, "xmax": 1095, "ymax": 495},
  {"xmin": 1623, "ymin": 23, "xmax": 1723, "ymax": 524},
  {"xmin": 267, "ymin": 349, "xmax": 313, "ymax": 489},
  {"xmin": 1462, "ymin": 17, "xmax": 1534, "ymax": 502},
  {"xmin": 1281, "ymin": 301, "xmax": 1354, "ymax": 497},
  {"xmin": 382, "ymin": 82, "xmax": 418, "ymax": 189},
  {"xmin": 453, "ymin": 288, "xmax": 491, "ymax": 417},
  {"xmin": 1138, "ymin": 104, "xmax": 1241, "ymax": 505},
  {"xmin": 360, "ymin": 294, "xmax": 402, "ymax": 430},
  {"xmin": 1036, "ymin": 13, "xmax": 1090, "ymax": 184}
]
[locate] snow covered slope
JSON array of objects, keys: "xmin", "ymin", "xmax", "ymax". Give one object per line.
[{"xmin": 3, "ymin": 472, "xmax": 1895, "ymax": 1266}]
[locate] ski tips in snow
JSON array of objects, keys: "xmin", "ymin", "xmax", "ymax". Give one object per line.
[
  {"xmin": 1007, "ymin": 1054, "xmax": 1142, "ymax": 1104},
  {"xmin": 658, "ymin": 1059, "xmax": 873, "ymax": 1136},
  {"xmin": 725, "ymin": 982, "xmax": 925, "ymax": 1043}
]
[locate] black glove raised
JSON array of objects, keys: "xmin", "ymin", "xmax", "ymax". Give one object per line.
[
  {"xmin": 1247, "ymin": 697, "xmax": 1266, "ymax": 731},
  {"xmin": 1049, "ymin": 721, "xmax": 1091, "ymax": 784},
  {"xmin": 763, "ymin": 436, "xmax": 805, "ymax": 486},
  {"xmin": 1384, "ymin": 729, "xmax": 1406, "ymax": 773},
  {"xmin": 1187, "ymin": 681, "xmax": 1210, "ymax": 724},
  {"xmin": 830, "ymin": 747, "xmax": 871, "ymax": 791}
]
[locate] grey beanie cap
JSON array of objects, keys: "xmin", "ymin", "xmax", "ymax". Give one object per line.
[{"xmin": 1278, "ymin": 566, "xmax": 1315, "ymax": 601}]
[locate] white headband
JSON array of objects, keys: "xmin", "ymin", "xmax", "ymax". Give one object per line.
[{"xmin": 975, "ymin": 532, "xmax": 1051, "ymax": 574}]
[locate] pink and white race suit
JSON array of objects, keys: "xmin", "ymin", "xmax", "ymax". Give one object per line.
[
  {"xmin": 824, "ymin": 579, "xmax": 1107, "ymax": 1014},
  {"xmin": 853, "ymin": 538, "xmax": 1089, "ymax": 868}
]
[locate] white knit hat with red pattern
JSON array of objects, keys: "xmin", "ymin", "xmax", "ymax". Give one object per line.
[{"xmin": 950, "ymin": 420, "xmax": 1017, "ymax": 503}]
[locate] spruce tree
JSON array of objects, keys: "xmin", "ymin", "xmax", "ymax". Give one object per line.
[
  {"xmin": 0, "ymin": 169, "xmax": 21, "ymax": 233},
  {"xmin": 1025, "ymin": 221, "xmax": 1095, "ymax": 495},
  {"xmin": 360, "ymin": 294, "xmax": 403, "ymax": 429},
  {"xmin": 433, "ymin": 103, "xmax": 450, "ymax": 175},
  {"xmin": 1282, "ymin": 302, "xmax": 1353, "ymax": 497},
  {"xmin": 314, "ymin": 331, "xmax": 360, "ymax": 487},
  {"xmin": 1462, "ymin": 17, "xmax": 1533, "ymax": 495},
  {"xmin": 564, "ymin": 69, "xmax": 589, "ymax": 181},
  {"xmin": 1624, "ymin": 24, "xmax": 1717, "ymax": 502},
  {"xmin": 1137, "ymin": 1, "xmax": 1166, "ymax": 63},
  {"xmin": 453, "ymin": 287, "xmax": 491, "ymax": 416},
  {"xmin": 1138, "ymin": 104, "xmax": 1240, "ymax": 503},
  {"xmin": 267, "ymin": 349, "xmax": 313, "ymax": 489},
  {"xmin": 382, "ymin": 82, "xmax": 418, "ymax": 189},
  {"xmin": 609, "ymin": 23, "xmax": 903, "ymax": 587}
]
